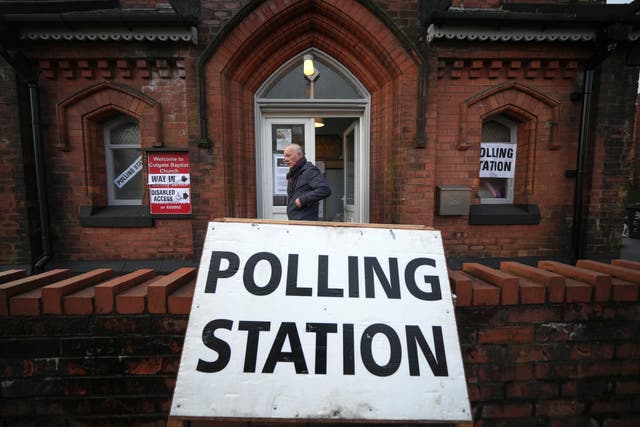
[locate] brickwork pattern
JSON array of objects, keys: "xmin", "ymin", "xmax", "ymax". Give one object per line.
[
  {"xmin": 1, "ymin": 0, "xmax": 637, "ymax": 266},
  {"xmin": 23, "ymin": 43, "xmax": 195, "ymax": 261},
  {"xmin": 583, "ymin": 54, "xmax": 640, "ymax": 258},
  {"xmin": 1, "ymin": 259, "xmax": 639, "ymax": 426},
  {"xmin": 430, "ymin": 43, "xmax": 594, "ymax": 259}
]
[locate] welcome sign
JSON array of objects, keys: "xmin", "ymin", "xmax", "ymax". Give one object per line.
[
  {"xmin": 147, "ymin": 150, "xmax": 192, "ymax": 216},
  {"xmin": 170, "ymin": 220, "xmax": 471, "ymax": 423}
]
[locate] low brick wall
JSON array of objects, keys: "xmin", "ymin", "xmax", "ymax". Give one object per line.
[{"xmin": 1, "ymin": 260, "xmax": 639, "ymax": 426}]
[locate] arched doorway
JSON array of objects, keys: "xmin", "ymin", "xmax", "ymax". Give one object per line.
[
  {"xmin": 198, "ymin": 0, "xmax": 423, "ymax": 226},
  {"xmin": 255, "ymin": 49, "xmax": 370, "ymax": 222}
]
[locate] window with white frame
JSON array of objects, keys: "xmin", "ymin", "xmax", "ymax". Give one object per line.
[
  {"xmin": 104, "ymin": 116, "xmax": 143, "ymax": 205},
  {"xmin": 478, "ymin": 116, "xmax": 517, "ymax": 204}
]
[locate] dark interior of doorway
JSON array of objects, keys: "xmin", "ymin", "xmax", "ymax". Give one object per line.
[{"xmin": 315, "ymin": 117, "xmax": 356, "ymax": 221}]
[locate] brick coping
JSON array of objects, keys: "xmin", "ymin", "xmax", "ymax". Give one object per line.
[{"xmin": 0, "ymin": 259, "xmax": 638, "ymax": 316}]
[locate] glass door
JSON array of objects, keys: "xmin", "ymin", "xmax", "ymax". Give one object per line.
[
  {"xmin": 261, "ymin": 118, "xmax": 316, "ymax": 220},
  {"xmin": 343, "ymin": 121, "xmax": 357, "ymax": 222}
]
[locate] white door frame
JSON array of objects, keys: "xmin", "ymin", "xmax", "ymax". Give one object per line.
[
  {"xmin": 254, "ymin": 49, "xmax": 370, "ymax": 222},
  {"xmin": 342, "ymin": 121, "xmax": 356, "ymax": 222},
  {"xmin": 255, "ymin": 109, "xmax": 369, "ymax": 222}
]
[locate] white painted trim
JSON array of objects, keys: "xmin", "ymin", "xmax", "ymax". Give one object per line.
[
  {"xmin": 104, "ymin": 116, "xmax": 142, "ymax": 206},
  {"xmin": 427, "ymin": 24, "xmax": 596, "ymax": 43},
  {"xmin": 21, "ymin": 26, "xmax": 197, "ymax": 44}
]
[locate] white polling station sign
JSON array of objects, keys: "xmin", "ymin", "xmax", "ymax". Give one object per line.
[
  {"xmin": 479, "ymin": 142, "xmax": 516, "ymax": 178},
  {"xmin": 170, "ymin": 219, "xmax": 471, "ymax": 423}
]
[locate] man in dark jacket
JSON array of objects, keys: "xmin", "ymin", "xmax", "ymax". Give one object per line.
[{"xmin": 284, "ymin": 143, "xmax": 331, "ymax": 220}]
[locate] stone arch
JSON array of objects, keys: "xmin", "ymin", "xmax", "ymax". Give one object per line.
[
  {"xmin": 56, "ymin": 81, "xmax": 162, "ymax": 205},
  {"xmin": 458, "ymin": 82, "xmax": 560, "ymax": 151},
  {"xmin": 56, "ymin": 81, "xmax": 162, "ymax": 151},
  {"xmin": 200, "ymin": 0, "xmax": 422, "ymax": 221}
]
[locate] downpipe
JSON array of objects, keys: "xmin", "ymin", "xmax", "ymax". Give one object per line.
[
  {"xmin": 570, "ymin": 68, "xmax": 594, "ymax": 265},
  {"xmin": 1, "ymin": 47, "xmax": 52, "ymax": 273},
  {"xmin": 28, "ymin": 81, "xmax": 52, "ymax": 273}
]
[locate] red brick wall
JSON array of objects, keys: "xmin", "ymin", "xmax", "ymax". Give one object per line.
[
  {"xmin": 2, "ymin": 0, "xmax": 635, "ymax": 264},
  {"xmin": 1, "ymin": 259, "xmax": 638, "ymax": 426},
  {"xmin": 430, "ymin": 43, "xmax": 589, "ymax": 259},
  {"xmin": 1, "ymin": 313, "xmax": 187, "ymax": 426},
  {"xmin": 197, "ymin": 1, "xmax": 422, "ymax": 45},
  {"xmin": 24, "ymin": 44, "xmax": 195, "ymax": 261},
  {"xmin": 582, "ymin": 54, "xmax": 639, "ymax": 258},
  {"xmin": 459, "ymin": 304, "xmax": 639, "ymax": 426}
]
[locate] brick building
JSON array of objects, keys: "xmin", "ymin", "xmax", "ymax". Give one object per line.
[
  {"xmin": 1, "ymin": 1, "xmax": 639, "ymax": 426},
  {"xmin": 0, "ymin": 0, "xmax": 638, "ymax": 268}
]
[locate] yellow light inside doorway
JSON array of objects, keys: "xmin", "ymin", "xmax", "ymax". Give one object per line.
[{"xmin": 303, "ymin": 54, "xmax": 315, "ymax": 77}]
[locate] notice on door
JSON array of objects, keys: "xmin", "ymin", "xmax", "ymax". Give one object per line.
[
  {"xmin": 170, "ymin": 220, "xmax": 471, "ymax": 423},
  {"xmin": 273, "ymin": 154, "xmax": 288, "ymax": 196},
  {"xmin": 147, "ymin": 151, "xmax": 191, "ymax": 215}
]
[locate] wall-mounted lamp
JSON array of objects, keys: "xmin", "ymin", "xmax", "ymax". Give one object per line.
[
  {"xmin": 314, "ymin": 118, "xmax": 325, "ymax": 128},
  {"xmin": 303, "ymin": 54, "xmax": 319, "ymax": 81},
  {"xmin": 303, "ymin": 54, "xmax": 315, "ymax": 76}
]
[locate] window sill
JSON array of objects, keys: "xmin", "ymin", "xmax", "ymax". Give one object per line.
[
  {"xmin": 80, "ymin": 206, "xmax": 154, "ymax": 228},
  {"xmin": 469, "ymin": 204, "xmax": 540, "ymax": 225}
]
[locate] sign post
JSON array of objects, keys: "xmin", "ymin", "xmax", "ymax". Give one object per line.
[{"xmin": 170, "ymin": 219, "xmax": 471, "ymax": 425}]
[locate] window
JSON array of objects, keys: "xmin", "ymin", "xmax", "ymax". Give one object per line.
[
  {"xmin": 478, "ymin": 116, "xmax": 517, "ymax": 204},
  {"xmin": 104, "ymin": 117, "xmax": 143, "ymax": 205},
  {"xmin": 263, "ymin": 57, "xmax": 362, "ymax": 100}
]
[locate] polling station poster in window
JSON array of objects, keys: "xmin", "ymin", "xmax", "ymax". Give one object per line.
[
  {"xmin": 170, "ymin": 220, "xmax": 471, "ymax": 423},
  {"xmin": 147, "ymin": 150, "xmax": 191, "ymax": 216},
  {"xmin": 479, "ymin": 142, "xmax": 516, "ymax": 178},
  {"xmin": 113, "ymin": 154, "xmax": 143, "ymax": 190}
]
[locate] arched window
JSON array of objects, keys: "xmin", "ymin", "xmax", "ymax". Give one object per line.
[
  {"xmin": 103, "ymin": 116, "xmax": 143, "ymax": 205},
  {"xmin": 260, "ymin": 53, "xmax": 364, "ymax": 101},
  {"xmin": 478, "ymin": 116, "xmax": 517, "ymax": 204}
]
